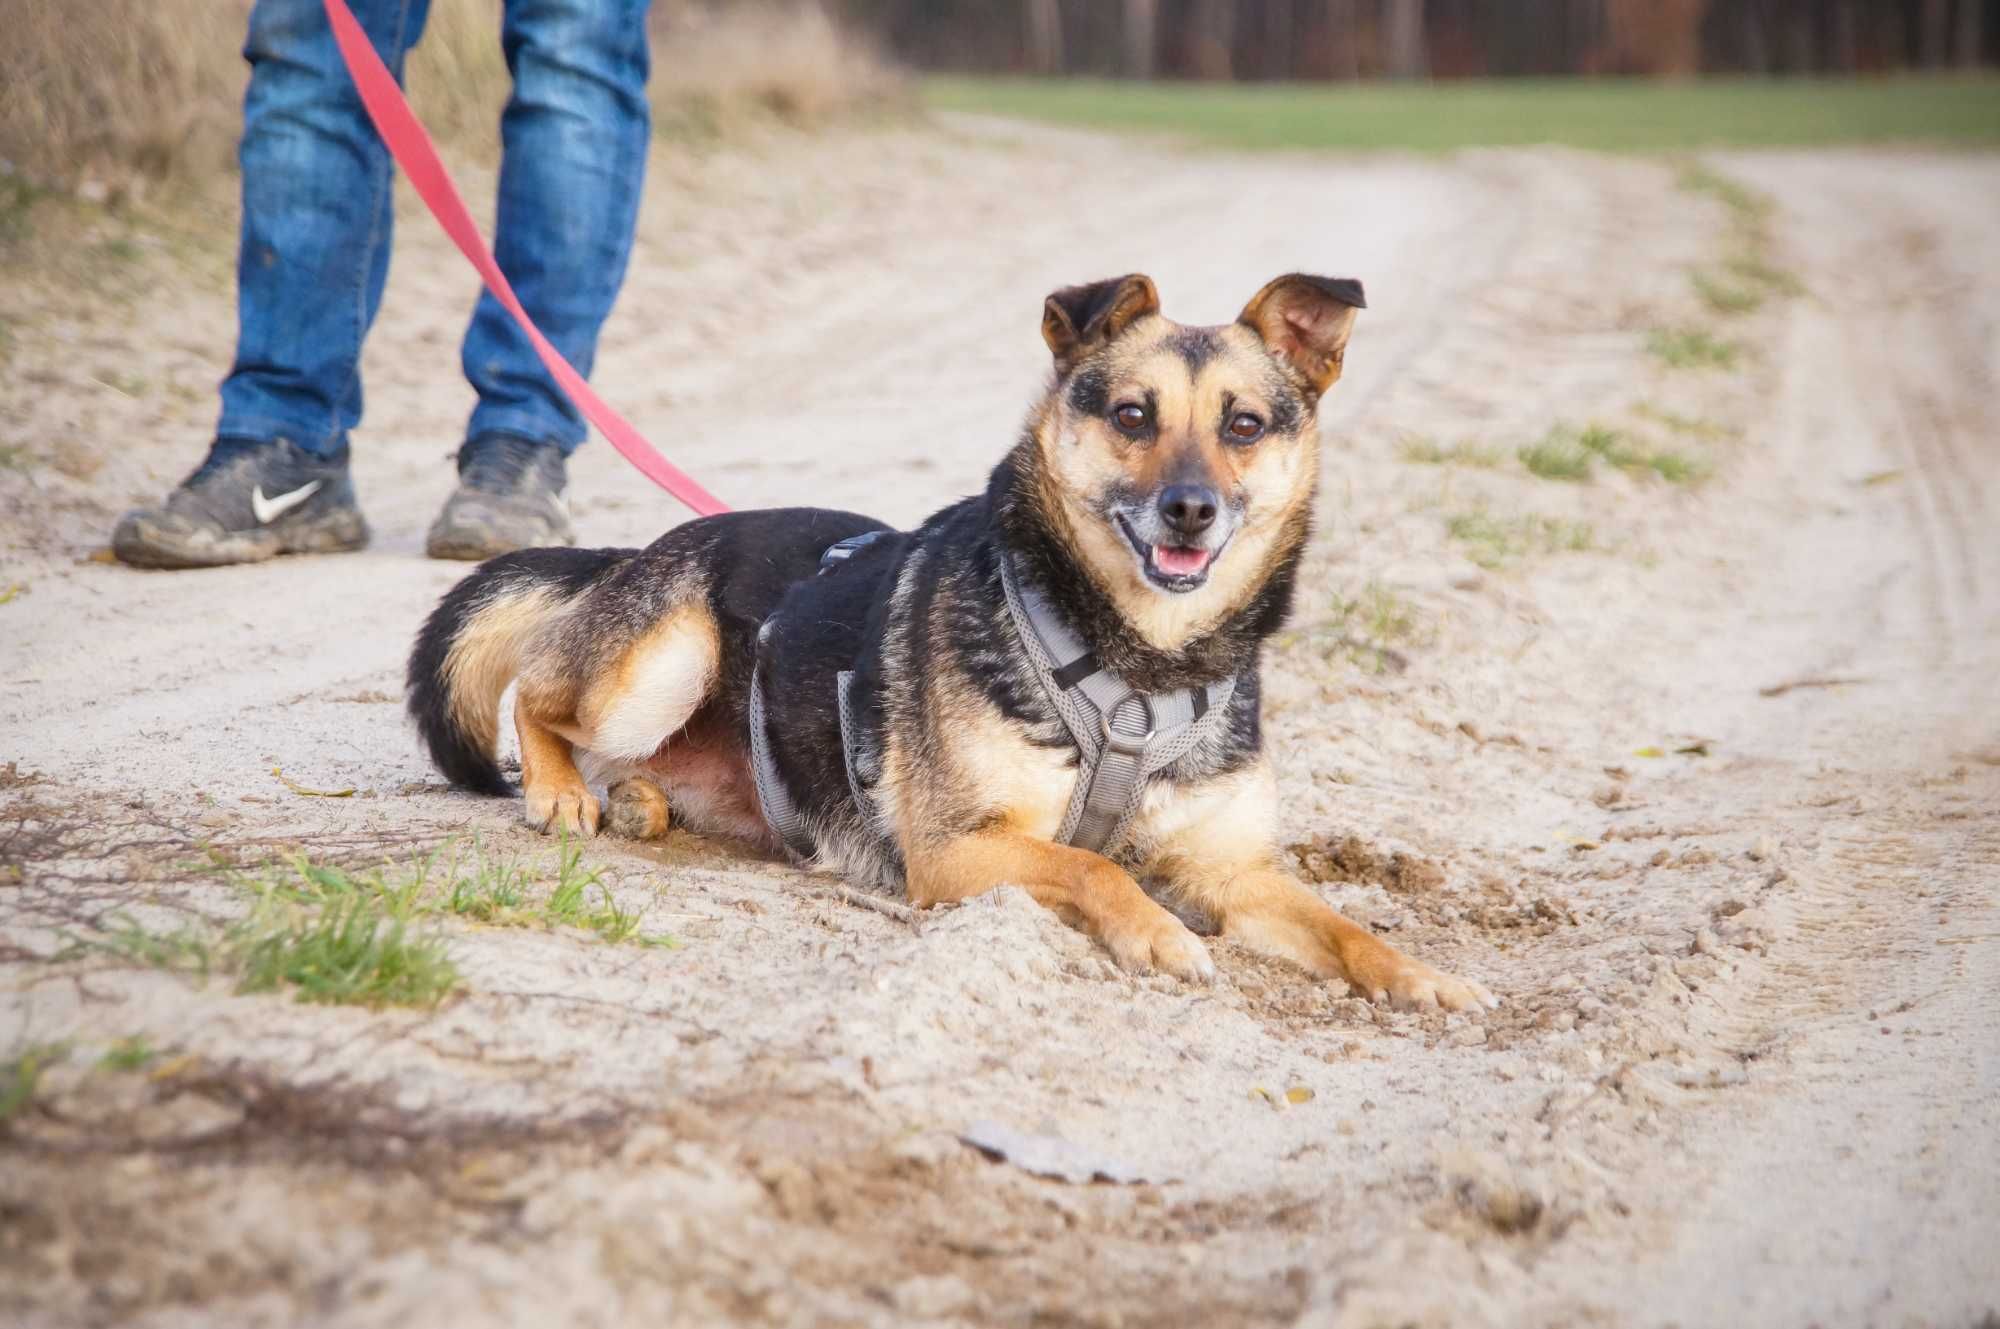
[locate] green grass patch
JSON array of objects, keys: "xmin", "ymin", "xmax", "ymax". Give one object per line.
[
  {"xmin": 1320, "ymin": 582, "xmax": 1426, "ymax": 673},
  {"xmin": 98, "ymin": 1036, "xmax": 157, "ymax": 1072},
  {"xmin": 1400, "ymin": 434, "xmax": 1504, "ymax": 467},
  {"xmin": 1517, "ymin": 431, "xmax": 1595, "ymax": 482},
  {"xmin": 1, "ymin": 1043, "xmax": 68, "ymax": 1120},
  {"xmin": 233, "ymin": 889, "xmax": 458, "ymax": 1008},
  {"xmin": 1632, "ymin": 402, "xmax": 1739, "ymax": 442},
  {"xmin": 1690, "ymin": 268, "xmax": 1764, "ymax": 315},
  {"xmin": 1644, "ymin": 449, "xmax": 1708, "ymax": 485},
  {"xmin": 924, "ymin": 75, "xmax": 2000, "ymax": 154},
  {"xmin": 62, "ymin": 837, "xmax": 678, "ymax": 1011},
  {"xmin": 1524, "ymin": 421, "xmax": 1710, "ymax": 486},
  {"xmin": 1675, "ymin": 160, "xmax": 1772, "ymax": 221},
  {"xmin": 1720, "ymin": 251, "xmax": 1806, "ymax": 297},
  {"xmin": 1647, "ymin": 326, "xmax": 1741, "ymax": 370},
  {"xmin": 1448, "ymin": 508, "xmax": 1597, "ymax": 568}
]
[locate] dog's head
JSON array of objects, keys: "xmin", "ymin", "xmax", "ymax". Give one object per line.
[{"xmin": 1029, "ymin": 271, "xmax": 1363, "ymax": 645}]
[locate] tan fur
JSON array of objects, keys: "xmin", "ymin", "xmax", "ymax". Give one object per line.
[
  {"xmin": 440, "ymin": 587, "xmax": 567, "ymax": 758},
  {"xmin": 1035, "ymin": 319, "xmax": 1319, "ymax": 652},
  {"xmin": 576, "ymin": 608, "xmax": 720, "ymax": 761},
  {"xmin": 604, "ymin": 777, "xmax": 671, "ymax": 839},
  {"xmin": 516, "ymin": 694, "xmax": 599, "ymax": 836},
  {"xmin": 904, "ymin": 827, "xmax": 1214, "ymax": 982},
  {"xmin": 1138, "ymin": 761, "xmax": 1487, "ymax": 1007}
]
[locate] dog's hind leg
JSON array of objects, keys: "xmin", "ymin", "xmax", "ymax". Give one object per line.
[
  {"xmin": 516, "ymin": 696, "xmax": 600, "ymax": 836},
  {"xmin": 604, "ymin": 777, "xmax": 671, "ymax": 839},
  {"xmin": 514, "ymin": 604, "xmax": 721, "ymax": 838}
]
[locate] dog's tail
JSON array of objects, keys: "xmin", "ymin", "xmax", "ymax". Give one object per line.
[{"xmin": 406, "ymin": 547, "xmax": 634, "ymax": 795}]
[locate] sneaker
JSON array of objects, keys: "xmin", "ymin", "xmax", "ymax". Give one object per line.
[
  {"xmin": 110, "ymin": 437, "xmax": 369, "ymax": 569},
  {"xmin": 424, "ymin": 433, "xmax": 574, "ymax": 561}
]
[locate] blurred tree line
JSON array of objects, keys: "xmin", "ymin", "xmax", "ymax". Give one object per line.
[{"xmin": 831, "ymin": 0, "xmax": 1993, "ymax": 77}]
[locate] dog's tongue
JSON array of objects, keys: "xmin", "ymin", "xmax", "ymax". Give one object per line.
[{"xmin": 1153, "ymin": 545, "xmax": 1212, "ymax": 577}]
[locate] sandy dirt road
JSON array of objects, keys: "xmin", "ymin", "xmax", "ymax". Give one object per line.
[{"xmin": 2, "ymin": 120, "xmax": 1996, "ymax": 1327}]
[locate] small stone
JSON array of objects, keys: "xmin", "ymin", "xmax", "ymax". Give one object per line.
[{"xmin": 1450, "ymin": 1024, "xmax": 1489, "ymax": 1047}]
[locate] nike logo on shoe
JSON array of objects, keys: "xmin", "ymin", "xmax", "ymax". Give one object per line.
[{"xmin": 252, "ymin": 481, "xmax": 323, "ymax": 524}]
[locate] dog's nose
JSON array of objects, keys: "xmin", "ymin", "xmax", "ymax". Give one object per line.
[{"xmin": 1158, "ymin": 484, "xmax": 1219, "ymax": 537}]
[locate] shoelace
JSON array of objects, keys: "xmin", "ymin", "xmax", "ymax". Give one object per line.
[
  {"xmin": 183, "ymin": 438, "xmax": 271, "ymax": 489},
  {"xmin": 458, "ymin": 437, "xmax": 555, "ymax": 493}
]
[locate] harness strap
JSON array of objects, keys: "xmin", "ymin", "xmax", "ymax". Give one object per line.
[
  {"xmin": 997, "ymin": 555, "xmax": 1237, "ymax": 854},
  {"xmin": 757, "ymin": 538, "xmax": 1239, "ymax": 863},
  {"xmin": 748, "ymin": 623, "xmax": 815, "ymax": 861}
]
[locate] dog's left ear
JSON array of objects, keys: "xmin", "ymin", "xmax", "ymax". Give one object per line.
[
  {"xmin": 1042, "ymin": 274, "xmax": 1161, "ymax": 374},
  {"xmin": 1238, "ymin": 273, "xmax": 1366, "ymax": 399}
]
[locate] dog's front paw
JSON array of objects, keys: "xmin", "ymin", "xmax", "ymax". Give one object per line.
[
  {"xmin": 524, "ymin": 778, "xmax": 600, "ymax": 837},
  {"xmin": 1341, "ymin": 936, "xmax": 1495, "ymax": 1012},
  {"xmin": 1103, "ymin": 908, "xmax": 1216, "ymax": 984}
]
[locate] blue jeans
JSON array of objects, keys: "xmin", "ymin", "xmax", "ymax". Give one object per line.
[{"xmin": 219, "ymin": 0, "xmax": 651, "ymax": 458}]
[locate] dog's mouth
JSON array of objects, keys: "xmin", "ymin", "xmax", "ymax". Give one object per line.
[{"xmin": 1116, "ymin": 514, "xmax": 1221, "ymax": 593}]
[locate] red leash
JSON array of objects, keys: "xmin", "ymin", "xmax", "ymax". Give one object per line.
[{"xmin": 323, "ymin": 0, "xmax": 728, "ymax": 517}]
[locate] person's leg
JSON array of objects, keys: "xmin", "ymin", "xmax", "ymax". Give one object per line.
[
  {"xmin": 427, "ymin": 0, "xmax": 651, "ymax": 560},
  {"xmin": 114, "ymin": 0, "xmax": 434, "ymax": 569},
  {"xmin": 222, "ymin": 0, "xmax": 434, "ymax": 452}
]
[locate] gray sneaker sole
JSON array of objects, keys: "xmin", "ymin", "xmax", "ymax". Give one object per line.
[
  {"xmin": 424, "ymin": 498, "xmax": 574, "ymax": 562},
  {"xmin": 111, "ymin": 506, "xmax": 370, "ymax": 570}
]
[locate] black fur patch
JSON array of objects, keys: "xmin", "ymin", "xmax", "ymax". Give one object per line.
[
  {"xmin": 1065, "ymin": 365, "xmax": 1110, "ymax": 418},
  {"xmin": 1166, "ymin": 326, "xmax": 1222, "ymax": 372}
]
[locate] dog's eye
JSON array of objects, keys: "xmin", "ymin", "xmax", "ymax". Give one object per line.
[
  {"xmin": 1112, "ymin": 403, "xmax": 1148, "ymax": 433},
  {"xmin": 1226, "ymin": 412, "xmax": 1265, "ymax": 443}
]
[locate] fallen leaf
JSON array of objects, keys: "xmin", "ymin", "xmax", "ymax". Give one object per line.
[
  {"xmin": 1674, "ymin": 742, "xmax": 1712, "ymax": 757},
  {"xmin": 959, "ymin": 1121, "xmax": 1172, "ymax": 1185},
  {"xmin": 272, "ymin": 766, "xmax": 356, "ymax": 798},
  {"xmin": 1285, "ymin": 1086, "xmax": 1315, "ymax": 1105},
  {"xmin": 0, "ymin": 583, "xmax": 26, "ymax": 605},
  {"xmin": 1858, "ymin": 468, "xmax": 1903, "ymax": 487},
  {"xmin": 1634, "ymin": 746, "xmax": 1665, "ymax": 758}
]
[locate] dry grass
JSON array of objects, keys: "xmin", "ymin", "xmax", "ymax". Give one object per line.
[{"xmin": 0, "ymin": 0, "xmax": 901, "ymax": 196}]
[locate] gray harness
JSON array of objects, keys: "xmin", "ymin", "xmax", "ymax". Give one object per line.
[{"xmin": 748, "ymin": 539, "xmax": 1239, "ymax": 861}]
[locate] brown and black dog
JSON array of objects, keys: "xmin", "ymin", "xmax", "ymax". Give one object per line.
[{"xmin": 408, "ymin": 273, "xmax": 1495, "ymax": 1010}]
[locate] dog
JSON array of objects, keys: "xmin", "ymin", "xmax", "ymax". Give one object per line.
[{"xmin": 407, "ymin": 272, "xmax": 1495, "ymax": 1011}]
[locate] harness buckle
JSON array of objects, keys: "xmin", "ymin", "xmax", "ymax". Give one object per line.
[{"xmin": 1100, "ymin": 708, "xmax": 1154, "ymax": 757}]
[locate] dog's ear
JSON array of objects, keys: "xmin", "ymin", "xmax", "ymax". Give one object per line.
[
  {"xmin": 1238, "ymin": 274, "xmax": 1365, "ymax": 399},
  {"xmin": 1042, "ymin": 274, "xmax": 1160, "ymax": 374}
]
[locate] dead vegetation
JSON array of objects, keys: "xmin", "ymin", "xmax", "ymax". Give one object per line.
[{"xmin": 0, "ymin": 0, "xmax": 903, "ymax": 202}]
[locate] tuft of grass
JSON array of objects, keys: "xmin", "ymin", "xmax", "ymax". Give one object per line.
[
  {"xmin": 1721, "ymin": 251, "xmax": 1805, "ymax": 298},
  {"xmin": 1516, "ymin": 422, "xmax": 1667, "ymax": 482},
  {"xmin": 73, "ymin": 913, "xmax": 215, "ymax": 977},
  {"xmin": 1, "ymin": 1043, "xmax": 68, "ymax": 1120},
  {"xmin": 1643, "ymin": 449, "xmax": 1709, "ymax": 485},
  {"xmin": 1448, "ymin": 508, "xmax": 1597, "ymax": 568},
  {"xmin": 1676, "ymin": 161, "xmax": 1772, "ymax": 222},
  {"xmin": 1690, "ymin": 269, "xmax": 1763, "ymax": 315},
  {"xmin": 1633, "ymin": 402, "xmax": 1738, "ymax": 442},
  {"xmin": 1322, "ymin": 582, "xmax": 1425, "ymax": 674},
  {"xmin": 1647, "ymin": 326, "xmax": 1741, "ymax": 371},
  {"xmin": 69, "ymin": 839, "xmax": 676, "ymax": 1009},
  {"xmin": 232, "ymin": 889, "xmax": 459, "ymax": 1009},
  {"xmin": 98, "ymin": 1036, "xmax": 156, "ymax": 1072},
  {"xmin": 1517, "ymin": 432, "xmax": 1595, "ymax": 482},
  {"xmin": 1400, "ymin": 435, "xmax": 1504, "ymax": 468}
]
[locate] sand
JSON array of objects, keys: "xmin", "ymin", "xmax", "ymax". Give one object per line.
[{"xmin": 2, "ymin": 120, "xmax": 1996, "ymax": 1327}]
